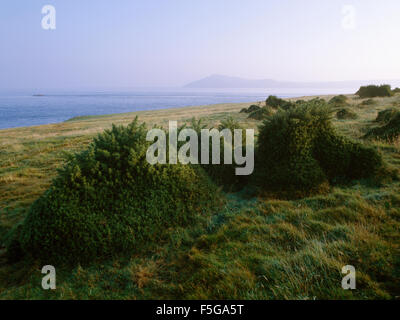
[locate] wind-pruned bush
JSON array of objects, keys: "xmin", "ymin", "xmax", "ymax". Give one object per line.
[
  {"xmin": 375, "ymin": 108, "xmax": 399, "ymax": 124},
  {"xmin": 365, "ymin": 111, "xmax": 400, "ymax": 142},
  {"xmin": 356, "ymin": 85, "xmax": 393, "ymax": 98},
  {"xmin": 239, "ymin": 105, "xmax": 260, "ymax": 114},
  {"xmin": 254, "ymin": 100, "xmax": 384, "ymax": 198},
  {"xmin": 313, "ymin": 128, "xmax": 383, "ymax": 182},
  {"xmin": 248, "ymin": 106, "xmax": 274, "ymax": 120},
  {"xmin": 336, "ymin": 108, "xmax": 358, "ymax": 120},
  {"xmin": 265, "ymin": 95, "xmax": 293, "ymax": 110},
  {"xmin": 8, "ymin": 118, "xmax": 222, "ymax": 264},
  {"xmin": 361, "ymin": 98, "xmax": 377, "ymax": 106},
  {"xmin": 247, "ymin": 105, "xmax": 261, "ymax": 113},
  {"xmin": 3, "ymin": 223, "xmax": 23, "ymax": 263},
  {"xmin": 295, "ymin": 97, "xmax": 328, "ymax": 107},
  {"xmin": 186, "ymin": 117, "xmax": 249, "ymax": 191},
  {"xmin": 329, "ymin": 95, "xmax": 348, "ymax": 107}
]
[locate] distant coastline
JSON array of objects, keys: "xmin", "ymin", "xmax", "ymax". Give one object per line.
[
  {"xmin": 0, "ymin": 89, "xmax": 351, "ymax": 130},
  {"xmin": 185, "ymin": 74, "xmax": 400, "ymax": 89},
  {"xmin": 0, "ymin": 92, "xmax": 350, "ymax": 131}
]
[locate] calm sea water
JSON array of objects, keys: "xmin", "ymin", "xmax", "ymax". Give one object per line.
[{"xmin": 0, "ymin": 88, "xmax": 353, "ymax": 130}]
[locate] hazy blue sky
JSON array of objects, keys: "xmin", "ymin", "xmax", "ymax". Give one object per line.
[{"xmin": 0, "ymin": 0, "xmax": 399, "ymax": 90}]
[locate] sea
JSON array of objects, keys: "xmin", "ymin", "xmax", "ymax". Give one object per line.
[{"xmin": 0, "ymin": 87, "xmax": 355, "ymax": 130}]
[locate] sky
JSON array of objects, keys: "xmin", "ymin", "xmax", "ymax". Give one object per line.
[{"xmin": 0, "ymin": 0, "xmax": 399, "ymax": 90}]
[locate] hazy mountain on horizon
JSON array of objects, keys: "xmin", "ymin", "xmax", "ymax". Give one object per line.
[{"xmin": 185, "ymin": 74, "xmax": 400, "ymax": 89}]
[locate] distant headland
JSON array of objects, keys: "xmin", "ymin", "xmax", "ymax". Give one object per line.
[{"xmin": 185, "ymin": 74, "xmax": 400, "ymax": 89}]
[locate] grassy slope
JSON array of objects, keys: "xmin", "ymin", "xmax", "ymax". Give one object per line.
[{"xmin": 0, "ymin": 95, "xmax": 399, "ymax": 299}]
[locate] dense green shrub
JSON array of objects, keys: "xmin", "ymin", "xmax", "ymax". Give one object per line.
[
  {"xmin": 329, "ymin": 95, "xmax": 348, "ymax": 107},
  {"xmin": 239, "ymin": 105, "xmax": 260, "ymax": 114},
  {"xmin": 295, "ymin": 98, "xmax": 328, "ymax": 107},
  {"xmin": 365, "ymin": 111, "xmax": 400, "ymax": 142},
  {"xmin": 265, "ymin": 95, "xmax": 293, "ymax": 110},
  {"xmin": 361, "ymin": 98, "xmax": 376, "ymax": 106},
  {"xmin": 247, "ymin": 106, "xmax": 274, "ymax": 120},
  {"xmin": 313, "ymin": 129, "xmax": 383, "ymax": 182},
  {"xmin": 375, "ymin": 108, "xmax": 399, "ymax": 123},
  {"xmin": 254, "ymin": 102, "xmax": 330, "ymax": 198},
  {"xmin": 356, "ymin": 85, "xmax": 393, "ymax": 98},
  {"xmin": 247, "ymin": 105, "xmax": 261, "ymax": 113},
  {"xmin": 186, "ymin": 117, "xmax": 249, "ymax": 191},
  {"xmin": 336, "ymin": 108, "xmax": 358, "ymax": 120},
  {"xmin": 4, "ymin": 224, "xmax": 23, "ymax": 263},
  {"xmin": 10, "ymin": 119, "xmax": 222, "ymax": 264},
  {"xmin": 254, "ymin": 101, "xmax": 384, "ymax": 198}
]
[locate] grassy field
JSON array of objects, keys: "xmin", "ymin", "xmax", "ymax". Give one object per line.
[{"xmin": 0, "ymin": 94, "xmax": 399, "ymax": 299}]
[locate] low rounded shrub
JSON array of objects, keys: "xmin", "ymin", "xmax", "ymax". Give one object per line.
[
  {"xmin": 254, "ymin": 100, "xmax": 384, "ymax": 198},
  {"xmin": 375, "ymin": 108, "xmax": 399, "ymax": 123},
  {"xmin": 239, "ymin": 105, "xmax": 260, "ymax": 114},
  {"xmin": 365, "ymin": 111, "xmax": 400, "ymax": 142},
  {"xmin": 361, "ymin": 98, "xmax": 376, "ymax": 106},
  {"xmin": 313, "ymin": 129, "xmax": 383, "ymax": 182},
  {"xmin": 295, "ymin": 97, "xmax": 327, "ymax": 107},
  {"xmin": 247, "ymin": 105, "xmax": 260, "ymax": 113},
  {"xmin": 336, "ymin": 108, "xmax": 358, "ymax": 120},
  {"xmin": 356, "ymin": 85, "xmax": 393, "ymax": 98},
  {"xmin": 266, "ymin": 95, "xmax": 293, "ymax": 110},
  {"xmin": 11, "ymin": 119, "xmax": 222, "ymax": 264},
  {"xmin": 3, "ymin": 223, "xmax": 23, "ymax": 263},
  {"xmin": 186, "ymin": 117, "xmax": 249, "ymax": 192},
  {"xmin": 248, "ymin": 106, "xmax": 274, "ymax": 120},
  {"xmin": 329, "ymin": 95, "xmax": 348, "ymax": 107}
]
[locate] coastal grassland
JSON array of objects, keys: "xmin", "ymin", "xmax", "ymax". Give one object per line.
[
  {"xmin": 0, "ymin": 102, "xmax": 254, "ymax": 213},
  {"xmin": 0, "ymin": 94, "xmax": 399, "ymax": 299}
]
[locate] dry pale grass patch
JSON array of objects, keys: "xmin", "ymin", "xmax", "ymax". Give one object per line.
[{"xmin": 130, "ymin": 261, "xmax": 159, "ymax": 289}]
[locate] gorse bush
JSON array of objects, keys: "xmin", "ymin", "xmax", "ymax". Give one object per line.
[
  {"xmin": 186, "ymin": 117, "xmax": 248, "ymax": 191},
  {"xmin": 239, "ymin": 105, "xmax": 260, "ymax": 114},
  {"xmin": 255, "ymin": 102, "xmax": 330, "ymax": 198},
  {"xmin": 247, "ymin": 105, "xmax": 261, "ymax": 113},
  {"xmin": 216, "ymin": 117, "xmax": 249, "ymax": 189},
  {"xmin": 375, "ymin": 108, "xmax": 399, "ymax": 124},
  {"xmin": 247, "ymin": 106, "xmax": 274, "ymax": 120},
  {"xmin": 356, "ymin": 85, "xmax": 393, "ymax": 98},
  {"xmin": 361, "ymin": 98, "xmax": 376, "ymax": 106},
  {"xmin": 329, "ymin": 95, "xmax": 348, "ymax": 107},
  {"xmin": 265, "ymin": 95, "xmax": 293, "ymax": 110},
  {"xmin": 254, "ymin": 100, "xmax": 384, "ymax": 198},
  {"xmin": 9, "ymin": 118, "xmax": 222, "ymax": 263},
  {"xmin": 365, "ymin": 111, "xmax": 400, "ymax": 142},
  {"xmin": 295, "ymin": 97, "xmax": 328, "ymax": 108},
  {"xmin": 3, "ymin": 223, "xmax": 23, "ymax": 263},
  {"xmin": 313, "ymin": 127, "xmax": 383, "ymax": 182},
  {"xmin": 336, "ymin": 108, "xmax": 358, "ymax": 120}
]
